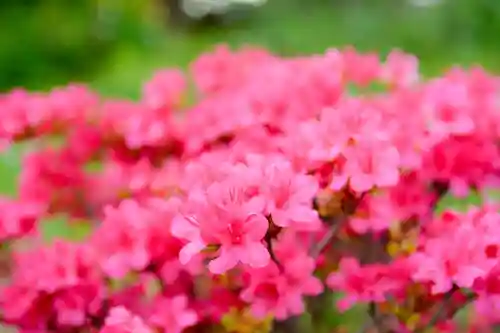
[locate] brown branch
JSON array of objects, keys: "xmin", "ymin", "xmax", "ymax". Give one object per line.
[
  {"xmin": 87, "ymin": 298, "xmax": 111, "ymax": 329},
  {"xmin": 310, "ymin": 191, "xmax": 367, "ymax": 259},
  {"xmin": 310, "ymin": 216, "xmax": 344, "ymax": 258},
  {"xmin": 265, "ymin": 235, "xmax": 284, "ymax": 272},
  {"xmin": 415, "ymin": 287, "xmax": 477, "ymax": 333}
]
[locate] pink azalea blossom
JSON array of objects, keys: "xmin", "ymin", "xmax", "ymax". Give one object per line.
[
  {"xmin": 148, "ymin": 295, "xmax": 199, "ymax": 333},
  {"xmin": 100, "ymin": 307, "xmax": 152, "ymax": 333},
  {"xmin": 172, "ymin": 183, "xmax": 270, "ymax": 274}
]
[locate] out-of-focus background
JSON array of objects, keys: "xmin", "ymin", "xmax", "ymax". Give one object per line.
[{"xmin": 1, "ymin": 0, "xmax": 499, "ymax": 99}]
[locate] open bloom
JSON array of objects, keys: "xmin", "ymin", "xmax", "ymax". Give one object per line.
[
  {"xmin": 248, "ymin": 155, "xmax": 320, "ymax": 231},
  {"xmin": 241, "ymin": 232, "xmax": 323, "ymax": 319},
  {"xmin": 171, "ymin": 183, "xmax": 270, "ymax": 274},
  {"xmin": 330, "ymin": 139, "xmax": 400, "ymax": 193},
  {"xmin": 148, "ymin": 295, "xmax": 199, "ymax": 333},
  {"xmin": 100, "ymin": 306, "xmax": 152, "ymax": 333}
]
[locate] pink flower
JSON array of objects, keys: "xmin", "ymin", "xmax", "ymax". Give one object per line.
[
  {"xmin": 1, "ymin": 241, "xmax": 104, "ymax": 329},
  {"xmin": 241, "ymin": 232, "xmax": 323, "ymax": 319},
  {"xmin": 341, "ymin": 47, "xmax": 381, "ymax": 86},
  {"xmin": 190, "ymin": 44, "xmax": 274, "ymax": 95},
  {"xmin": 200, "ymin": 287, "xmax": 244, "ymax": 322},
  {"xmin": 18, "ymin": 147, "xmax": 86, "ymax": 211},
  {"xmin": 92, "ymin": 200, "xmax": 152, "ymax": 278},
  {"xmin": 327, "ymin": 258, "xmax": 410, "ymax": 311},
  {"xmin": 423, "ymin": 136, "xmax": 500, "ymax": 194},
  {"xmin": 148, "ymin": 295, "xmax": 198, "ymax": 333},
  {"xmin": 305, "ymin": 100, "xmax": 387, "ymax": 166},
  {"xmin": 330, "ymin": 139, "xmax": 400, "ymax": 193},
  {"xmin": 411, "ymin": 207, "xmax": 500, "ymax": 294},
  {"xmin": 473, "ymin": 294, "xmax": 500, "ymax": 323},
  {"xmin": 92, "ymin": 197, "xmax": 191, "ymax": 283},
  {"xmin": 171, "ymin": 183, "xmax": 270, "ymax": 274},
  {"xmin": 0, "ymin": 198, "xmax": 44, "ymax": 241},
  {"xmin": 100, "ymin": 100, "xmax": 181, "ymax": 151},
  {"xmin": 142, "ymin": 69, "xmax": 186, "ymax": 110},
  {"xmin": 145, "ymin": 198, "xmax": 200, "ymax": 283},
  {"xmin": 381, "ymin": 50, "xmax": 420, "ymax": 88},
  {"xmin": 248, "ymin": 155, "xmax": 320, "ymax": 231},
  {"xmin": 349, "ymin": 172, "xmax": 434, "ymax": 233},
  {"xmin": 181, "ymin": 94, "xmax": 259, "ymax": 155},
  {"xmin": 423, "ymin": 78, "xmax": 475, "ymax": 138},
  {"xmin": 100, "ymin": 306, "xmax": 152, "ymax": 333}
]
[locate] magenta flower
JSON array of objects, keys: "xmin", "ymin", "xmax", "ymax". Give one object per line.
[
  {"xmin": 100, "ymin": 306, "xmax": 152, "ymax": 333},
  {"xmin": 172, "ymin": 183, "xmax": 270, "ymax": 274},
  {"xmin": 148, "ymin": 295, "xmax": 198, "ymax": 333}
]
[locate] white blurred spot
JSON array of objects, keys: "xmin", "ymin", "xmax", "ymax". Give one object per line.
[
  {"xmin": 409, "ymin": 0, "xmax": 444, "ymax": 7},
  {"xmin": 181, "ymin": 0, "xmax": 268, "ymax": 18}
]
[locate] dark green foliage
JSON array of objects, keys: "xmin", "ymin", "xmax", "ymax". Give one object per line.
[{"xmin": 2, "ymin": 0, "xmax": 500, "ymax": 94}]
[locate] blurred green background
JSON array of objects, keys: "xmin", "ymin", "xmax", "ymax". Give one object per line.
[{"xmin": 1, "ymin": 0, "xmax": 500, "ymax": 98}]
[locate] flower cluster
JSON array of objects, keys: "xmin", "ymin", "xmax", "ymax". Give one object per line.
[{"xmin": 1, "ymin": 44, "xmax": 500, "ymax": 332}]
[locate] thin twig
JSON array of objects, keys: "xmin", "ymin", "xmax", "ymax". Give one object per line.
[
  {"xmin": 415, "ymin": 286, "xmax": 477, "ymax": 333},
  {"xmin": 368, "ymin": 302, "xmax": 380, "ymax": 328},
  {"xmin": 310, "ymin": 191, "xmax": 367, "ymax": 258},
  {"xmin": 310, "ymin": 216, "xmax": 343, "ymax": 258},
  {"xmin": 419, "ymin": 288, "xmax": 456, "ymax": 332},
  {"xmin": 265, "ymin": 235, "xmax": 284, "ymax": 271},
  {"xmin": 309, "ymin": 206, "xmax": 351, "ymax": 258}
]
